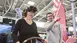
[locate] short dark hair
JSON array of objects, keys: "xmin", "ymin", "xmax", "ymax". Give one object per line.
[
  {"xmin": 46, "ymin": 12, "xmax": 53, "ymax": 18},
  {"xmin": 24, "ymin": 6, "xmax": 37, "ymax": 17},
  {"xmin": 47, "ymin": 12, "xmax": 52, "ymax": 14}
]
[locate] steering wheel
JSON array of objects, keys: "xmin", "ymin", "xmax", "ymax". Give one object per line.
[{"xmin": 23, "ymin": 37, "xmax": 47, "ymax": 43}]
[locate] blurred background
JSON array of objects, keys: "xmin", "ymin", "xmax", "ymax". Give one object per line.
[{"xmin": 0, "ymin": 0, "xmax": 77, "ymax": 43}]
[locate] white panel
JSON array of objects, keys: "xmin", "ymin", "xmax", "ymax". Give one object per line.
[{"xmin": 0, "ymin": 16, "xmax": 3, "ymax": 22}]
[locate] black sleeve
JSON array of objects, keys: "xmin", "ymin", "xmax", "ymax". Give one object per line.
[
  {"xmin": 33, "ymin": 22, "xmax": 43, "ymax": 41},
  {"xmin": 12, "ymin": 19, "xmax": 21, "ymax": 43},
  {"xmin": 34, "ymin": 22, "xmax": 40, "ymax": 37}
]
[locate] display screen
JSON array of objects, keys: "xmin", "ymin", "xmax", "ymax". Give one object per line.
[{"xmin": 0, "ymin": 24, "xmax": 12, "ymax": 34}]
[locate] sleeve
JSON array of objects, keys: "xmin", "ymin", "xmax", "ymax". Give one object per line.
[
  {"xmin": 34, "ymin": 22, "xmax": 40, "ymax": 37},
  {"xmin": 11, "ymin": 19, "xmax": 21, "ymax": 43},
  {"xmin": 45, "ymin": 20, "xmax": 56, "ymax": 31},
  {"xmin": 33, "ymin": 22, "xmax": 43, "ymax": 41}
]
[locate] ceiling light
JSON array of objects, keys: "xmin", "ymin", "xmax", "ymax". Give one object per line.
[
  {"xmin": 0, "ymin": 16, "xmax": 3, "ymax": 22},
  {"xmin": 68, "ymin": 27, "xmax": 73, "ymax": 31},
  {"xmin": 68, "ymin": 27, "xmax": 77, "ymax": 31},
  {"xmin": 27, "ymin": 1, "xmax": 35, "ymax": 5}
]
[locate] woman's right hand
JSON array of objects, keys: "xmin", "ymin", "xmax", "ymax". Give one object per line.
[{"xmin": 16, "ymin": 41, "xmax": 20, "ymax": 43}]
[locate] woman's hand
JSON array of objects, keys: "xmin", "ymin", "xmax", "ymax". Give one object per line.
[{"xmin": 16, "ymin": 41, "xmax": 20, "ymax": 43}]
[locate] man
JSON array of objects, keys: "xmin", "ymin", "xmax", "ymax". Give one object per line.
[{"xmin": 44, "ymin": 12, "xmax": 62, "ymax": 43}]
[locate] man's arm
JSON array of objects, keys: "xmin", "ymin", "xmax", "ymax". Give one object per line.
[
  {"xmin": 12, "ymin": 19, "xmax": 21, "ymax": 43},
  {"xmin": 45, "ymin": 20, "xmax": 56, "ymax": 31}
]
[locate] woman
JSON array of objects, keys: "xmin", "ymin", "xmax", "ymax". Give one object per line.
[{"xmin": 12, "ymin": 6, "xmax": 41, "ymax": 43}]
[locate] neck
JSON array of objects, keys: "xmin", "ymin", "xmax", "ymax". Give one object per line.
[
  {"xmin": 25, "ymin": 17, "xmax": 32, "ymax": 21},
  {"xmin": 47, "ymin": 20, "xmax": 53, "ymax": 22}
]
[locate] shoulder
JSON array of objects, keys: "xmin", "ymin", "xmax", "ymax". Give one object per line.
[
  {"xmin": 17, "ymin": 19, "xmax": 24, "ymax": 22},
  {"xmin": 44, "ymin": 22, "xmax": 48, "ymax": 26},
  {"xmin": 44, "ymin": 22, "xmax": 49, "ymax": 28},
  {"xmin": 16, "ymin": 19, "xmax": 24, "ymax": 24},
  {"xmin": 33, "ymin": 21, "xmax": 36, "ymax": 25},
  {"xmin": 18, "ymin": 19, "xmax": 24, "ymax": 21}
]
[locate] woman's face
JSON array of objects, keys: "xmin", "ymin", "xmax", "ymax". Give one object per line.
[
  {"xmin": 47, "ymin": 14, "xmax": 54, "ymax": 21},
  {"xmin": 26, "ymin": 11, "xmax": 35, "ymax": 19}
]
